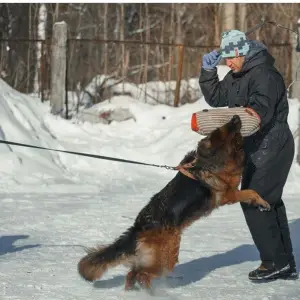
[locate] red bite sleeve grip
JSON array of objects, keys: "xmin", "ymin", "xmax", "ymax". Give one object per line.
[
  {"xmin": 191, "ymin": 113, "xmax": 199, "ymax": 132},
  {"xmin": 245, "ymin": 107, "xmax": 261, "ymax": 124}
]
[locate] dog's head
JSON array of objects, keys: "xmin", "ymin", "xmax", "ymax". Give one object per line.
[{"xmin": 196, "ymin": 115, "xmax": 244, "ymax": 167}]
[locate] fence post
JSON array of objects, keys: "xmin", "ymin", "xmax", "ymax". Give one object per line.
[
  {"xmin": 174, "ymin": 45, "xmax": 184, "ymax": 107},
  {"xmin": 50, "ymin": 21, "xmax": 67, "ymax": 116}
]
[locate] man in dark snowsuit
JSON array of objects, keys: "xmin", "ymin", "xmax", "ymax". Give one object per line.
[{"xmin": 199, "ymin": 29, "xmax": 298, "ymax": 281}]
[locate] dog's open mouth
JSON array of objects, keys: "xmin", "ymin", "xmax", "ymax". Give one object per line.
[
  {"xmin": 233, "ymin": 132, "xmax": 244, "ymax": 152},
  {"xmin": 230, "ymin": 115, "xmax": 242, "ymax": 132}
]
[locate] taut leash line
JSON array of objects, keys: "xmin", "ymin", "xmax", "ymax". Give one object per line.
[{"xmin": 0, "ymin": 139, "xmax": 178, "ymax": 170}]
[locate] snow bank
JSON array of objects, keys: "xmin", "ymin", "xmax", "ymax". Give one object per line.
[{"xmin": 0, "ymin": 79, "xmax": 74, "ymax": 186}]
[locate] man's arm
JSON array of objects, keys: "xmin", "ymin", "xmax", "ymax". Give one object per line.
[
  {"xmin": 247, "ymin": 69, "xmax": 280, "ymax": 128},
  {"xmin": 199, "ymin": 68, "xmax": 230, "ymax": 108}
]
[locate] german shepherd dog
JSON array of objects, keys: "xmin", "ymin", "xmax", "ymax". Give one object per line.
[{"xmin": 77, "ymin": 115, "xmax": 270, "ymax": 290}]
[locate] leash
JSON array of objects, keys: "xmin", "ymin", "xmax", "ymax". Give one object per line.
[
  {"xmin": 0, "ymin": 139, "xmax": 179, "ymax": 171},
  {"xmin": 0, "ymin": 138, "xmax": 230, "ymax": 183},
  {"xmin": 1, "ymin": 139, "xmax": 254, "ymax": 209}
]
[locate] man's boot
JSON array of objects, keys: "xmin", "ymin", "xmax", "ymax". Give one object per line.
[{"xmin": 249, "ymin": 261, "xmax": 298, "ymax": 281}]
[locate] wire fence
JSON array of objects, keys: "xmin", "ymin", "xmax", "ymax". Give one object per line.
[{"xmin": 0, "ymin": 38, "xmax": 293, "ymax": 107}]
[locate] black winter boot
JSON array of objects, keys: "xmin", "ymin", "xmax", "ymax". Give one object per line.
[
  {"xmin": 288, "ymin": 258, "xmax": 299, "ymax": 280},
  {"xmin": 249, "ymin": 263, "xmax": 298, "ymax": 281}
]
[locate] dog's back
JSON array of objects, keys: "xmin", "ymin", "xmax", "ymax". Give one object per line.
[{"xmin": 134, "ymin": 171, "xmax": 212, "ymax": 231}]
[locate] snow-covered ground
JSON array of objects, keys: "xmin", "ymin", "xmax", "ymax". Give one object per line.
[{"xmin": 0, "ymin": 66, "xmax": 300, "ymax": 300}]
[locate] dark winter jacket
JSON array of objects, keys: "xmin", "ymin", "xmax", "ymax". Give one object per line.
[{"xmin": 199, "ymin": 40, "xmax": 291, "ymax": 154}]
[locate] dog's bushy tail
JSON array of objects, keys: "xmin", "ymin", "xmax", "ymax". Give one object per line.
[{"xmin": 78, "ymin": 226, "xmax": 138, "ymax": 282}]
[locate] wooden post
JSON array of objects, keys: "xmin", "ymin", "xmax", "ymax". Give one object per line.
[
  {"xmin": 174, "ymin": 45, "xmax": 184, "ymax": 107},
  {"xmin": 50, "ymin": 21, "xmax": 67, "ymax": 116}
]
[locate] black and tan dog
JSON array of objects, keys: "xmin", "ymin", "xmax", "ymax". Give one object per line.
[{"xmin": 77, "ymin": 115, "xmax": 270, "ymax": 290}]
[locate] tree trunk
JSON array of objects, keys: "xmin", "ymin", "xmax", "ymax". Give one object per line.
[
  {"xmin": 222, "ymin": 3, "xmax": 236, "ymax": 32},
  {"xmin": 120, "ymin": 3, "xmax": 125, "ymax": 86},
  {"xmin": 174, "ymin": 4, "xmax": 184, "ymax": 107},
  {"xmin": 54, "ymin": 3, "xmax": 59, "ymax": 22},
  {"xmin": 143, "ymin": 3, "xmax": 150, "ymax": 101},
  {"xmin": 103, "ymin": 3, "xmax": 108, "ymax": 76},
  {"xmin": 27, "ymin": 3, "xmax": 32, "ymax": 93},
  {"xmin": 168, "ymin": 3, "xmax": 175, "ymax": 82},
  {"xmin": 34, "ymin": 3, "xmax": 47, "ymax": 94},
  {"xmin": 238, "ymin": 3, "xmax": 247, "ymax": 32},
  {"xmin": 214, "ymin": 4, "xmax": 222, "ymax": 45}
]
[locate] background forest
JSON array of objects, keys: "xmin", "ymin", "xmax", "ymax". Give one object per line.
[{"xmin": 0, "ymin": 3, "xmax": 298, "ymax": 105}]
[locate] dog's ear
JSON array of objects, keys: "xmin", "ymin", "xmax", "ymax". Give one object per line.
[
  {"xmin": 197, "ymin": 138, "xmax": 212, "ymax": 158},
  {"xmin": 210, "ymin": 128, "xmax": 225, "ymax": 147},
  {"xmin": 201, "ymin": 139, "xmax": 211, "ymax": 149}
]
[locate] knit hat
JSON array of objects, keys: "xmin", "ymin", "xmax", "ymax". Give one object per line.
[{"xmin": 220, "ymin": 29, "xmax": 250, "ymax": 58}]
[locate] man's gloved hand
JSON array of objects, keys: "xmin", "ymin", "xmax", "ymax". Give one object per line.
[{"xmin": 202, "ymin": 50, "xmax": 222, "ymax": 69}]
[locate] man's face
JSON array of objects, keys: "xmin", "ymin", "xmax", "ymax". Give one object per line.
[{"xmin": 225, "ymin": 56, "xmax": 245, "ymax": 73}]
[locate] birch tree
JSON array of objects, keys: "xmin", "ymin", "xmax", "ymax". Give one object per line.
[
  {"xmin": 222, "ymin": 3, "xmax": 236, "ymax": 31},
  {"xmin": 34, "ymin": 3, "xmax": 47, "ymax": 94}
]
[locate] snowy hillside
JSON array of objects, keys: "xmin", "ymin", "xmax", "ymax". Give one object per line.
[{"xmin": 0, "ymin": 65, "xmax": 300, "ymax": 300}]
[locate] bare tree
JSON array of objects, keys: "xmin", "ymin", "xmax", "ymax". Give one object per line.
[
  {"xmin": 143, "ymin": 3, "xmax": 150, "ymax": 96},
  {"xmin": 214, "ymin": 4, "xmax": 222, "ymax": 45},
  {"xmin": 237, "ymin": 3, "xmax": 247, "ymax": 32},
  {"xmin": 168, "ymin": 3, "xmax": 175, "ymax": 82},
  {"xmin": 103, "ymin": 3, "xmax": 108, "ymax": 75},
  {"xmin": 34, "ymin": 3, "xmax": 47, "ymax": 94},
  {"xmin": 222, "ymin": 3, "xmax": 236, "ymax": 31},
  {"xmin": 1, "ymin": 2, "xmax": 299, "ymax": 106}
]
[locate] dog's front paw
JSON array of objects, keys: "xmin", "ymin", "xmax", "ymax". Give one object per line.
[
  {"xmin": 258, "ymin": 203, "xmax": 271, "ymax": 212},
  {"xmin": 256, "ymin": 197, "xmax": 271, "ymax": 211}
]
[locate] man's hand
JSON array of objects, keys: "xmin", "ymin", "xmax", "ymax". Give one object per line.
[{"xmin": 202, "ymin": 50, "xmax": 222, "ymax": 70}]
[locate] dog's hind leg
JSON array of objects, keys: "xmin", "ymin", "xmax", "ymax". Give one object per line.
[
  {"xmin": 136, "ymin": 270, "xmax": 153, "ymax": 290},
  {"xmin": 139, "ymin": 230, "xmax": 182, "ymax": 290},
  {"xmin": 133, "ymin": 228, "xmax": 182, "ymax": 290},
  {"xmin": 125, "ymin": 269, "xmax": 138, "ymax": 290},
  {"xmin": 165, "ymin": 231, "xmax": 181, "ymax": 272},
  {"xmin": 135, "ymin": 266, "xmax": 162, "ymax": 291}
]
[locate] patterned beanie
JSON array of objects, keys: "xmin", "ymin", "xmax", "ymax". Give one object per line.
[{"xmin": 220, "ymin": 29, "xmax": 250, "ymax": 58}]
